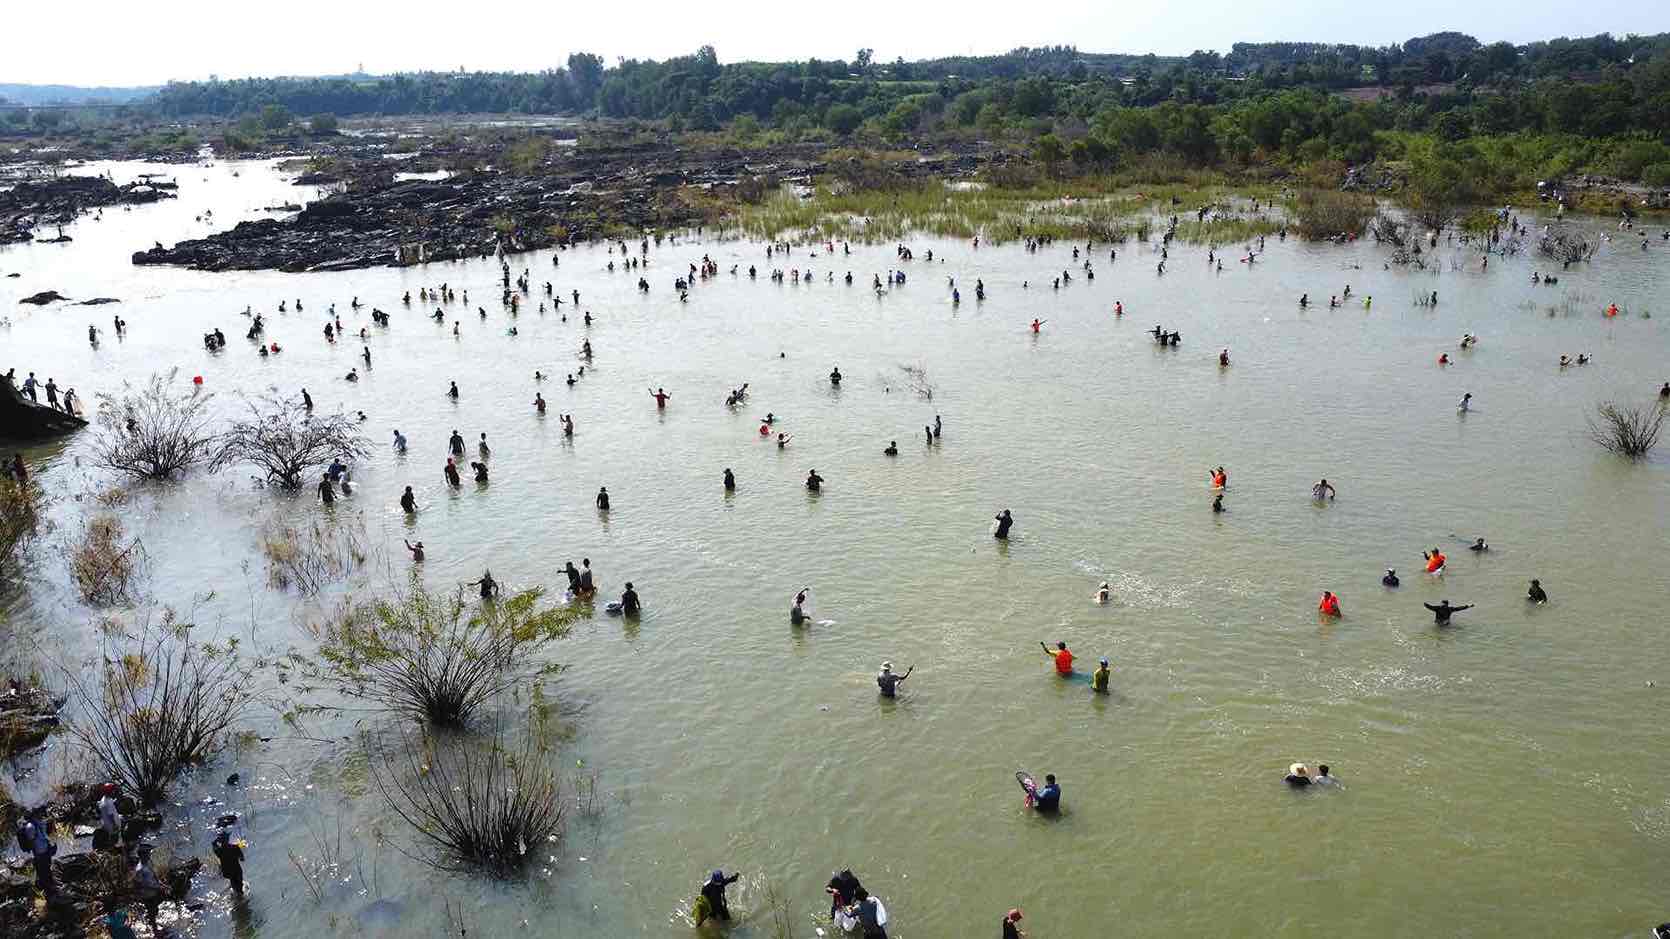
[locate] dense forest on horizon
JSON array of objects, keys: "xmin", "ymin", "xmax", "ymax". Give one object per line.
[{"xmin": 7, "ymin": 30, "xmax": 1670, "ymax": 198}]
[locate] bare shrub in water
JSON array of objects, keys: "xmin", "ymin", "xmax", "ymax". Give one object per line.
[
  {"xmin": 212, "ymin": 392, "xmax": 369, "ymax": 490},
  {"xmin": 1589, "ymin": 401, "xmax": 1664, "ymax": 458},
  {"xmin": 0, "ymin": 478, "xmax": 46, "ymax": 580},
  {"xmin": 290, "ymin": 584, "xmax": 575, "ymax": 727},
  {"xmin": 370, "ymin": 724, "xmax": 564, "ymax": 878},
  {"xmin": 60, "ymin": 611, "xmax": 256, "ymax": 805},
  {"xmin": 1538, "ymin": 230, "xmax": 1595, "ymax": 265},
  {"xmin": 67, "ymin": 513, "xmax": 147, "ymax": 605},
  {"xmin": 92, "ymin": 370, "xmax": 217, "ymax": 481},
  {"xmin": 260, "ymin": 513, "xmax": 367, "ymax": 595},
  {"xmin": 1294, "ymin": 189, "xmax": 1375, "ymax": 240},
  {"xmin": 898, "ymin": 363, "xmax": 936, "ymax": 401}
]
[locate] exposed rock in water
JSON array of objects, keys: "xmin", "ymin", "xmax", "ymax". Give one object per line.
[
  {"xmin": 75, "ymin": 298, "xmax": 121, "ymax": 306},
  {"xmin": 0, "ymin": 684, "xmax": 64, "ymax": 760},
  {"xmin": 19, "ymin": 291, "xmax": 68, "ymax": 305},
  {"xmin": 132, "ymin": 172, "xmax": 707, "ymax": 272},
  {"xmin": 2, "ymin": 176, "xmax": 176, "ymax": 245},
  {"xmin": 0, "ymin": 374, "xmax": 87, "ymax": 438}
]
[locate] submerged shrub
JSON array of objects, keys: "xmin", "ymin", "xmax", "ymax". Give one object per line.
[
  {"xmin": 61, "ymin": 612, "xmax": 255, "ymax": 805},
  {"xmin": 293, "ymin": 584, "xmax": 576, "ymax": 727},
  {"xmin": 371, "ymin": 724, "xmax": 564, "ymax": 877},
  {"xmin": 1588, "ymin": 401, "xmax": 1663, "ymax": 459}
]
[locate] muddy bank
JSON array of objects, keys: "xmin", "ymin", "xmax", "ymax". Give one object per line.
[
  {"xmin": 2, "ymin": 176, "xmax": 176, "ymax": 245},
  {"xmin": 130, "ymin": 141, "xmax": 992, "ymax": 272}
]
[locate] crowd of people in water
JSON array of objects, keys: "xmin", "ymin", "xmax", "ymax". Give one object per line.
[{"xmin": 8, "ymin": 207, "xmax": 1666, "ymax": 938}]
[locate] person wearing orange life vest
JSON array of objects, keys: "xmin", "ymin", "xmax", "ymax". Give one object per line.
[
  {"xmin": 1423, "ymin": 548, "xmax": 1446, "ymax": 573},
  {"xmin": 1041, "ymin": 641, "xmax": 1074, "ymax": 675},
  {"xmin": 1318, "ymin": 591, "xmax": 1342, "ymax": 616},
  {"xmin": 1209, "ymin": 466, "xmax": 1228, "ymax": 489}
]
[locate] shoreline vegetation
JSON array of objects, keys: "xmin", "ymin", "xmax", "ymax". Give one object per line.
[{"xmin": 2, "ymin": 29, "xmax": 1669, "ymax": 264}]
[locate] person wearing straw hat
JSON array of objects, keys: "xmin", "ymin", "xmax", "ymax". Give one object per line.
[
  {"xmin": 1285, "ymin": 763, "xmax": 1313, "ymax": 788},
  {"xmin": 877, "ymin": 663, "xmax": 912, "ymax": 698}
]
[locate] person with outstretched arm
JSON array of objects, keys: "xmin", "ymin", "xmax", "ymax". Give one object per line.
[
  {"xmin": 1041, "ymin": 641, "xmax": 1073, "ymax": 675},
  {"xmin": 1423, "ymin": 600, "xmax": 1472, "ymax": 624},
  {"xmin": 876, "ymin": 662, "xmax": 912, "ymax": 697}
]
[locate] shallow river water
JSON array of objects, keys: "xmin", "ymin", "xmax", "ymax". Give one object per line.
[{"xmin": 3, "ymin": 159, "xmax": 1670, "ymax": 938}]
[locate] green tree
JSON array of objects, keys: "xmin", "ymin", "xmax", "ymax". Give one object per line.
[
  {"xmin": 259, "ymin": 103, "xmax": 293, "ymax": 130},
  {"xmin": 1034, "ymin": 132, "xmax": 1066, "ymax": 170},
  {"xmin": 308, "ymin": 113, "xmax": 339, "ymax": 135},
  {"xmin": 825, "ymin": 103, "xmax": 862, "ymax": 135}
]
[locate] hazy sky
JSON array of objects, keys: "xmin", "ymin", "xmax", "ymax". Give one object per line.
[{"xmin": 10, "ymin": 0, "xmax": 1667, "ymax": 86}]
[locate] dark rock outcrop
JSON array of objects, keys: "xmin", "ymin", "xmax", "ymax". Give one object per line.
[
  {"xmin": 0, "ymin": 374, "xmax": 87, "ymax": 439},
  {"xmin": 19, "ymin": 291, "xmax": 68, "ymax": 305},
  {"xmin": 0, "ymin": 684, "xmax": 63, "ymax": 760},
  {"xmin": 2, "ymin": 176, "xmax": 176, "ymax": 245}
]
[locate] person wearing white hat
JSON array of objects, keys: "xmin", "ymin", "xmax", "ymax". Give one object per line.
[
  {"xmin": 1285, "ymin": 763, "xmax": 1313, "ymax": 788},
  {"xmin": 876, "ymin": 662, "xmax": 912, "ymax": 698}
]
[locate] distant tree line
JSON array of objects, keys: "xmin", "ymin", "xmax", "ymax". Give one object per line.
[{"xmin": 11, "ymin": 31, "xmax": 1670, "ymax": 190}]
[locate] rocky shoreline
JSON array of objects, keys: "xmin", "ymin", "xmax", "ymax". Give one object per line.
[
  {"xmin": 130, "ymin": 141, "xmax": 991, "ymax": 272},
  {"xmin": 2, "ymin": 176, "xmax": 176, "ymax": 245}
]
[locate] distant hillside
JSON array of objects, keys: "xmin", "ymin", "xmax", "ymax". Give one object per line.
[{"xmin": 0, "ymin": 83, "xmax": 159, "ymax": 106}]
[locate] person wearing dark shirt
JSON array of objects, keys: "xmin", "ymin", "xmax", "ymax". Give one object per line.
[
  {"xmin": 470, "ymin": 571, "xmax": 499, "ymax": 600},
  {"xmin": 826, "ymin": 869, "xmax": 862, "ymax": 916},
  {"xmin": 620, "ymin": 582, "xmax": 640, "ymax": 616},
  {"xmin": 1033, "ymin": 774, "xmax": 1061, "ymax": 811},
  {"xmin": 212, "ymin": 831, "xmax": 245, "ymax": 894},
  {"xmin": 852, "ymin": 887, "xmax": 888, "ymax": 938},
  {"xmin": 806, "ymin": 470, "xmax": 823, "ymax": 492},
  {"xmin": 1003, "ymin": 908, "xmax": 1026, "ymax": 939},
  {"xmin": 876, "ymin": 662, "xmax": 911, "ymax": 697},
  {"xmin": 595, "ymin": 487, "xmax": 610, "ymax": 511},
  {"xmin": 1423, "ymin": 600, "xmax": 1472, "ymax": 624},
  {"xmin": 449, "ymin": 430, "xmax": 465, "ymax": 455},
  {"xmin": 1527, "ymin": 579, "xmax": 1548, "ymax": 604},
  {"xmin": 723, "ymin": 468, "xmax": 736, "ymax": 491},
  {"xmin": 994, "ymin": 509, "xmax": 1013, "ymax": 539},
  {"xmin": 1285, "ymin": 763, "xmax": 1313, "ymax": 787},
  {"xmin": 1382, "ymin": 568, "xmax": 1400, "ymax": 588},
  {"xmin": 317, "ymin": 475, "xmax": 335, "ymax": 504},
  {"xmin": 700, "ymin": 870, "xmax": 739, "ymax": 921},
  {"xmin": 470, "ymin": 460, "xmax": 488, "ymax": 482},
  {"xmin": 400, "ymin": 486, "xmax": 416, "ymax": 513}
]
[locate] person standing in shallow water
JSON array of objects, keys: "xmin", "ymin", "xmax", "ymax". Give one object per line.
[
  {"xmin": 723, "ymin": 468, "xmax": 735, "ymax": 491},
  {"xmin": 994, "ymin": 509, "xmax": 1013, "ymax": 539},
  {"xmin": 1423, "ymin": 600, "xmax": 1472, "ymax": 624},
  {"xmin": 212, "ymin": 830, "xmax": 245, "ymax": 895},
  {"xmin": 596, "ymin": 487, "xmax": 610, "ymax": 511},
  {"xmin": 806, "ymin": 469, "xmax": 823, "ymax": 492}
]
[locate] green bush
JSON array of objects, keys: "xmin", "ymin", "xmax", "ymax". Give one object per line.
[
  {"xmin": 825, "ymin": 104, "xmax": 862, "ymax": 136},
  {"xmin": 1642, "ymin": 162, "xmax": 1670, "ymax": 188}
]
